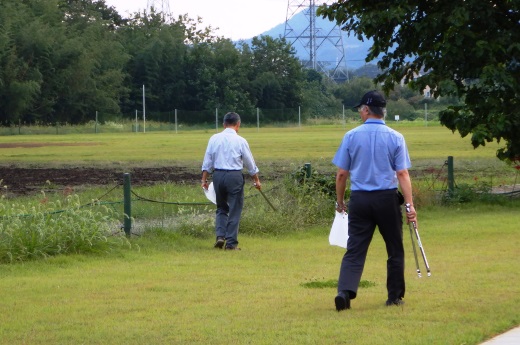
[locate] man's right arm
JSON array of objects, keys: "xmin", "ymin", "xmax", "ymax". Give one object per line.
[
  {"xmin": 201, "ymin": 170, "xmax": 210, "ymax": 189},
  {"xmin": 251, "ymin": 174, "xmax": 261, "ymax": 190},
  {"xmin": 396, "ymin": 169, "xmax": 417, "ymax": 223},
  {"xmin": 201, "ymin": 137, "xmax": 215, "ymax": 189}
]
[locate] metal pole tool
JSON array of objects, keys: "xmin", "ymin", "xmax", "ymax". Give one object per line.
[
  {"xmin": 405, "ymin": 203, "xmax": 431, "ymax": 277},
  {"xmin": 255, "ymin": 185, "xmax": 276, "ymax": 212}
]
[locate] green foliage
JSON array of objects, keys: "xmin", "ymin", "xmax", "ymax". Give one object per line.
[
  {"xmin": 301, "ymin": 70, "xmax": 342, "ymax": 119},
  {"xmin": 318, "ymin": 1, "xmax": 520, "ymax": 162},
  {"xmin": 289, "ymin": 164, "xmax": 338, "ymax": 198},
  {"xmin": 0, "ymin": 194, "xmax": 128, "ymax": 263},
  {"xmin": 175, "ymin": 210, "xmax": 214, "ymax": 239},
  {"xmin": 442, "ymin": 180, "xmax": 511, "ymax": 205},
  {"xmin": 300, "ymin": 278, "xmax": 376, "ymax": 289},
  {"xmin": 0, "ymin": 1, "xmax": 305, "ymax": 126},
  {"xmin": 0, "ymin": 0, "xmax": 129, "ymax": 125},
  {"xmin": 333, "ymin": 77, "xmax": 377, "ymax": 108},
  {"xmin": 247, "ymin": 36, "xmax": 305, "ymax": 113},
  {"xmin": 241, "ymin": 181, "xmax": 332, "ymax": 236},
  {"xmin": 235, "ymin": 165, "xmax": 338, "ymax": 236},
  {"xmin": 125, "ymin": 170, "xmax": 335, "ymax": 239},
  {"xmin": 301, "ymin": 278, "xmax": 338, "ymax": 289},
  {"xmin": 387, "ymin": 99, "xmax": 417, "ymax": 120}
]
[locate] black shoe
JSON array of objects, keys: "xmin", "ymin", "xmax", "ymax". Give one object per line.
[
  {"xmin": 225, "ymin": 246, "xmax": 241, "ymax": 251},
  {"xmin": 214, "ymin": 237, "xmax": 225, "ymax": 249},
  {"xmin": 385, "ymin": 298, "xmax": 404, "ymax": 306},
  {"xmin": 335, "ymin": 291, "xmax": 350, "ymax": 312}
]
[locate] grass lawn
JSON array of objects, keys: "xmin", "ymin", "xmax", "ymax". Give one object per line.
[
  {"xmin": 0, "ymin": 124, "xmax": 509, "ymax": 165},
  {"xmin": 1, "ymin": 125, "xmax": 515, "ymax": 188},
  {"xmin": 0, "ymin": 204, "xmax": 518, "ymax": 345},
  {"xmin": 0, "ymin": 124, "xmax": 518, "ymax": 344}
]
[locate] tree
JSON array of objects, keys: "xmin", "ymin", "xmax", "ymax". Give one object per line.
[
  {"xmin": 247, "ymin": 36, "xmax": 304, "ymax": 114},
  {"xmin": 387, "ymin": 99, "xmax": 417, "ymax": 121},
  {"xmin": 121, "ymin": 12, "xmax": 187, "ymax": 116},
  {"xmin": 210, "ymin": 38, "xmax": 255, "ymax": 117},
  {"xmin": 119, "ymin": 11, "xmax": 223, "ymax": 119},
  {"xmin": 318, "ymin": 1, "xmax": 520, "ymax": 162},
  {"xmin": 300, "ymin": 69, "xmax": 342, "ymax": 119},
  {"xmin": 332, "ymin": 77, "xmax": 377, "ymax": 108},
  {"xmin": 0, "ymin": 0, "xmax": 128, "ymax": 125},
  {"xmin": 59, "ymin": 0, "xmax": 126, "ymax": 30},
  {"xmin": 0, "ymin": 1, "xmax": 43, "ymax": 124},
  {"xmin": 351, "ymin": 64, "xmax": 381, "ymax": 79},
  {"xmin": 53, "ymin": 0, "xmax": 129, "ymax": 123}
]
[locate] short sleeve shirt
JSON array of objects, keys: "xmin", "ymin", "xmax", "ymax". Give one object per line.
[{"xmin": 332, "ymin": 119, "xmax": 411, "ymax": 191}]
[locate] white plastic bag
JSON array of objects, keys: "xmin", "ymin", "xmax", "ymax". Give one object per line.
[
  {"xmin": 329, "ymin": 211, "xmax": 349, "ymax": 248},
  {"xmin": 203, "ymin": 182, "xmax": 217, "ymax": 204}
]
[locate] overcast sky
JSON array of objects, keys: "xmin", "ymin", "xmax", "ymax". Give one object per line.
[{"xmin": 104, "ymin": 0, "xmax": 293, "ymax": 40}]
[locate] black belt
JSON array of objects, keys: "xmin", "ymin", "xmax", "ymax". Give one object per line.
[{"xmin": 214, "ymin": 169, "xmax": 242, "ymax": 172}]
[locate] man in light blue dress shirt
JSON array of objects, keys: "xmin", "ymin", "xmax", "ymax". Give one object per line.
[
  {"xmin": 201, "ymin": 112, "xmax": 261, "ymax": 250},
  {"xmin": 332, "ymin": 91, "xmax": 418, "ymax": 311}
]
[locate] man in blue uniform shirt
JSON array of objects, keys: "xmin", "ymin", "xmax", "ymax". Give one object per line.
[
  {"xmin": 332, "ymin": 90, "xmax": 417, "ymax": 311},
  {"xmin": 201, "ymin": 112, "xmax": 261, "ymax": 250}
]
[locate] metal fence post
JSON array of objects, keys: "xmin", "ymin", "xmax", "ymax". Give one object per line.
[
  {"xmin": 304, "ymin": 163, "xmax": 312, "ymax": 178},
  {"xmin": 447, "ymin": 156, "xmax": 454, "ymax": 195},
  {"xmin": 123, "ymin": 173, "xmax": 132, "ymax": 237}
]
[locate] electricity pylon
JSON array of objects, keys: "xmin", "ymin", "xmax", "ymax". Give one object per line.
[
  {"xmin": 284, "ymin": 0, "xmax": 348, "ymax": 82},
  {"xmin": 147, "ymin": 0, "xmax": 171, "ymax": 20}
]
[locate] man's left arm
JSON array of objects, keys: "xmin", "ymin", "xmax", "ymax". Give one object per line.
[
  {"xmin": 241, "ymin": 141, "xmax": 259, "ymax": 177},
  {"xmin": 335, "ymin": 168, "xmax": 349, "ymax": 212}
]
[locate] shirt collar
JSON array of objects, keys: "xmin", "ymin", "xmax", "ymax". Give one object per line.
[
  {"xmin": 223, "ymin": 128, "xmax": 237, "ymax": 134},
  {"xmin": 364, "ymin": 119, "xmax": 385, "ymax": 125}
]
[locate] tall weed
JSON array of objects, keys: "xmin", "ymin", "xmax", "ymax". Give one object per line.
[
  {"xmin": 0, "ymin": 194, "xmax": 129, "ymax": 263},
  {"xmin": 169, "ymin": 182, "xmax": 333, "ymax": 239}
]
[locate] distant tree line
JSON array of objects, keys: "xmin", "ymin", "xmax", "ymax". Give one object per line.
[{"xmin": 0, "ymin": 0, "xmax": 436, "ymax": 127}]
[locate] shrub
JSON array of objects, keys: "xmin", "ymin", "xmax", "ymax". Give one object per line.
[
  {"xmin": 442, "ymin": 181, "xmax": 508, "ymax": 205},
  {"xmin": 289, "ymin": 164, "xmax": 338, "ymax": 198},
  {"xmin": 0, "ymin": 194, "xmax": 128, "ymax": 263},
  {"xmin": 163, "ymin": 166, "xmax": 336, "ymax": 239},
  {"xmin": 240, "ymin": 179, "xmax": 332, "ymax": 236}
]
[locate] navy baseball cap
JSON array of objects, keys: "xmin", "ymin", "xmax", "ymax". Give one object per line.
[{"xmin": 353, "ymin": 90, "xmax": 387, "ymax": 108}]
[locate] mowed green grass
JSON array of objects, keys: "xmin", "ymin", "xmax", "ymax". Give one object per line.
[
  {"xmin": 0, "ymin": 124, "xmax": 507, "ymax": 167},
  {"xmin": 0, "ymin": 124, "xmax": 518, "ymax": 344},
  {"xmin": 0, "ymin": 204, "xmax": 518, "ymax": 344}
]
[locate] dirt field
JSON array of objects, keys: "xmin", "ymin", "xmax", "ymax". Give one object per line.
[
  {"xmin": 0, "ymin": 166, "xmax": 200, "ymax": 196},
  {"xmin": 0, "ymin": 142, "xmax": 207, "ymax": 195},
  {"xmin": 3, "ymin": 142, "xmax": 518, "ymax": 198}
]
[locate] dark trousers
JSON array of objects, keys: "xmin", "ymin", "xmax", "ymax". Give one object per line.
[
  {"xmin": 213, "ymin": 170, "xmax": 245, "ymax": 247},
  {"xmin": 338, "ymin": 189, "xmax": 405, "ymax": 301}
]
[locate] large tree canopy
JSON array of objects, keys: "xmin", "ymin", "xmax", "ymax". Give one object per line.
[{"xmin": 318, "ymin": 1, "xmax": 520, "ymax": 162}]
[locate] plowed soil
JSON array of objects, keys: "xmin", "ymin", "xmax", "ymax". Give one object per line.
[{"xmin": 0, "ymin": 166, "xmax": 200, "ymax": 196}]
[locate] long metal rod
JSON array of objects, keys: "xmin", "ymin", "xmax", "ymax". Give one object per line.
[
  {"xmin": 411, "ymin": 220, "xmax": 431, "ymax": 276},
  {"xmin": 405, "ymin": 203, "xmax": 431, "ymax": 277},
  {"xmin": 258, "ymin": 189, "xmax": 276, "ymax": 212},
  {"xmin": 408, "ymin": 222, "xmax": 421, "ymax": 277}
]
